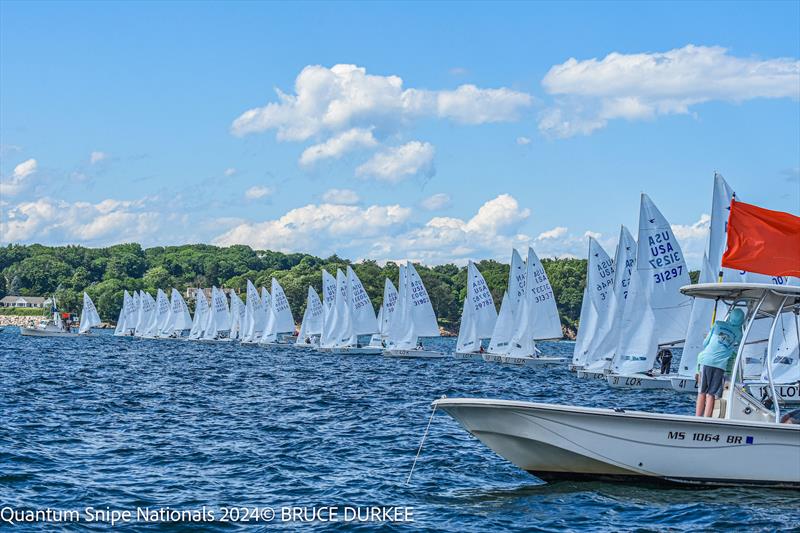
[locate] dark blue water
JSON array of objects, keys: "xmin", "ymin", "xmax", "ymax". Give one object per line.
[{"xmin": 1, "ymin": 329, "xmax": 798, "ymax": 531}]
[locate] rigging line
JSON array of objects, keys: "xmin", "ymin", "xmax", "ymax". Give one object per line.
[{"xmin": 406, "ymin": 403, "xmax": 439, "ymax": 485}]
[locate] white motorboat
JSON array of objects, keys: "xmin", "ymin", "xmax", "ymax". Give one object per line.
[
  {"xmin": 20, "ymin": 296, "xmax": 78, "ymax": 337},
  {"xmin": 434, "ymin": 283, "xmax": 800, "ymax": 487}
]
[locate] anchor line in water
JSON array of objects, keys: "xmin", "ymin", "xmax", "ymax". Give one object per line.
[{"xmin": 406, "ymin": 403, "xmax": 438, "ymax": 485}]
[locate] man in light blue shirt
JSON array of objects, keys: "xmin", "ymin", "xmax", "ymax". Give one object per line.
[{"xmin": 695, "ymin": 308, "xmax": 745, "ymax": 417}]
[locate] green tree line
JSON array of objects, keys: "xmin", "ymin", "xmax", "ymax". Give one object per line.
[{"xmin": 0, "ymin": 243, "xmax": 599, "ymax": 334}]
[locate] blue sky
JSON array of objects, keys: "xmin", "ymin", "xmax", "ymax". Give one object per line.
[{"xmin": 1, "ymin": 1, "xmax": 798, "ymax": 267}]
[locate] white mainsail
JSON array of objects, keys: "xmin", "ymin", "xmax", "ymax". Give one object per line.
[
  {"xmin": 241, "ymin": 281, "xmax": 266, "ymax": 342},
  {"xmin": 202, "ymin": 287, "xmax": 230, "ymax": 340},
  {"xmin": 170, "ymin": 288, "xmax": 193, "ymax": 333},
  {"xmin": 507, "ymin": 246, "xmax": 562, "ymax": 356},
  {"xmin": 343, "ymin": 265, "xmax": 378, "ymax": 346},
  {"xmin": 612, "ymin": 194, "xmax": 692, "ymax": 375},
  {"xmin": 261, "ymin": 278, "xmax": 295, "ymax": 343},
  {"xmin": 386, "ymin": 265, "xmax": 409, "ymax": 348},
  {"xmin": 79, "ymin": 292, "xmax": 101, "ymax": 333},
  {"xmin": 488, "ymin": 249, "xmax": 526, "ymax": 353},
  {"xmin": 138, "ymin": 292, "xmax": 158, "ymax": 337},
  {"xmin": 677, "ymin": 253, "xmax": 717, "ymax": 377},
  {"xmin": 370, "ymin": 278, "xmax": 399, "ymax": 347},
  {"xmin": 320, "ymin": 269, "xmax": 338, "ymax": 348},
  {"xmin": 589, "ymin": 226, "xmax": 638, "ymax": 369},
  {"xmin": 154, "ymin": 288, "xmax": 172, "ymax": 337},
  {"xmin": 325, "ymin": 269, "xmax": 351, "ymax": 348},
  {"xmin": 296, "ymin": 286, "xmax": 324, "ymax": 345},
  {"xmin": 132, "ymin": 291, "xmax": 144, "ymax": 334},
  {"xmin": 456, "ymin": 261, "xmax": 498, "ymax": 353},
  {"xmin": 188, "ymin": 289, "xmax": 208, "ymax": 340},
  {"xmin": 572, "ymin": 238, "xmax": 615, "ymax": 367}
]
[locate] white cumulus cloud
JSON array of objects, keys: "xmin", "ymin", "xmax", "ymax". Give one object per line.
[
  {"xmin": 299, "ymin": 128, "xmax": 377, "ymax": 167},
  {"xmin": 90, "ymin": 151, "xmax": 108, "ymax": 164},
  {"xmin": 539, "ymin": 45, "xmax": 800, "ymax": 138},
  {"xmin": 355, "ymin": 141, "xmax": 435, "ymax": 183},
  {"xmin": 244, "ymin": 186, "xmax": 273, "ymax": 200},
  {"xmin": 537, "ymin": 226, "xmax": 568, "ymax": 240},
  {"xmin": 420, "ymin": 193, "xmax": 451, "ymax": 211},
  {"xmin": 322, "ymin": 188, "xmax": 360, "ymax": 205},
  {"xmin": 0, "ymin": 158, "xmax": 38, "ymax": 197},
  {"xmin": 516, "ymin": 136, "xmax": 532, "ymax": 145},
  {"xmin": 224, "ymin": 167, "xmax": 237, "ymax": 177}
]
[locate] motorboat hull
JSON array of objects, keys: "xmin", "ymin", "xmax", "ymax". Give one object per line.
[
  {"xmin": 383, "ymin": 349, "xmax": 446, "ymax": 359},
  {"xmin": 606, "ymin": 373, "xmax": 673, "ymax": 390},
  {"xmin": 331, "ymin": 346, "xmax": 383, "ymax": 355},
  {"xmin": 20, "ymin": 327, "xmax": 76, "ymax": 337},
  {"xmin": 434, "ymin": 398, "xmax": 800, "ymax": 487}
]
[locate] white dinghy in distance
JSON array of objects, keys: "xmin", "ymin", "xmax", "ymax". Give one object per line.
[
  {"xmin": 259, "ymin": 278, "xmax": 296, "ymax": 346},
  {"xmin": 369, "ymin": 278, "xmax": 399, "ymax": 349},
  {"xmin": 455, "ymin": 261, "xmax": 497, "ymax": 359},
  {"xmin": 606, "ymin": 194, "xmax": 692, "ymax": 389},
  {"xmin": 492, "ymin": 246, "xmax": 564, "ymax": 366},
  {"xmin": 187, "ymin": 288, "xmax": 208, "ymax": 340},
  {"xmin": 486, "ymin": 249, "xmax": 525, "ymax": 357},
  {"xmin": 240, "ymin": 281, "xmax": 267, "ymax": 344},
  {"xmin": 78, "ymin": 292, "xmax": 102, "ymax": 334},
  {"xmin": 332, "ymin": 266, "xmax": 381, "ymax": 355},
  {"xmin": 296, "ymin": 286, "xmax": 324, "ymax": 348},
  {"xmin": 384, "ymin": 262, "xmax": 444, "ymax": 358},
  {"xmin": 435, "ymin": 283, "xmax": 800, "ymax": 488},
  {"xmin": 113, "ymin": 290, "xmax": 133, "ymax": 336}
]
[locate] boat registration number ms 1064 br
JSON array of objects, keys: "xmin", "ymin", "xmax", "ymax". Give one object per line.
[{"xmin": 667, "ymin": 431, "xmax": 754, "ymax": 444}]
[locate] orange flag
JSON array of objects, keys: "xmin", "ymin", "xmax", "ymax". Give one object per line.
[{"xmin": 722, "ymin": 199, "xmax": 800, "ymax": 277}]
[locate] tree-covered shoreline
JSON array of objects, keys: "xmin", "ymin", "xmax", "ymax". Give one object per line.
[{"xmin": 0, "ymin": 243, "xmax": 591, "ymax": 334}]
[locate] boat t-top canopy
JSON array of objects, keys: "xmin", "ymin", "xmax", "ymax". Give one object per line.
[{"xmin": 680, "ymin": 283, "xmax": 800, "ymax": 316}]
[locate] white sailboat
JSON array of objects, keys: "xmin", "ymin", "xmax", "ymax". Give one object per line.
[
  {"xmin": 187, "ymin": 288, "xmax": 208, "ymax": 340},
  {"xmin": 113, "ymin": 290, "xmax": 133, "ymax": 336},
  {"xmin": 165, "ymin": 288, "xmax": 192, "ymax": 338},
  {"xmin": 136, "ymin": 292, "xmax": 158, "ymax": 338},
  {"xmin": 78, "ymin": 292, "xmax": 102, "ymax": 334},
  {"xmin": 369, "ymin": 278, "xmax": 399, "ymax": 348},
  {"xmin": 455, "ymin": 261, "xmax": 498, "ymax": 359},
  {"xmin": 384, "ymin": 262, "xmax": 443, "ymax": 358},
  {"xmin": 487, "ymin": 249, "xmax": 526, "ymax": 355},
  {"xmin": 435, "ymin": 283, "xmax": 800, "ymax": 488},
  {"xmin": 501, "ymin": 246, "xmax": 564, "ymax": 366},
  {"xmin": 259, "ymin": 278, "xmax": 295, "ymax": 345},
  {"xmin": 228, "ymin": 290, "xmax": 246, "ymax": 340},
  {"xmin": 571, "ymin": 238, "xmax": 614, "ymax": 371},
  {"xmin": 240, "ymin": 281, "xmax": 267, "ymax": 344},
  {"xmin": 606, "ymin": 194, "xmax": 692, "ymax": 389},
  {"xmin": 201, "ymin": 286, "xmax": 231, "ymax": 341},
  {"xmin": 332, "ymin": 266, "xmax": 380, "ymax": 354},
  {"xmin": 153, "ymin": 288, "xmax": 172, "ymax": 338},
  {"xmin": 296, "ymin": 286, "xmax": 323, "ymax": 348},
  {"xmin": 575, "ymin": 228, "xmax": 637, "ymax": 379},
  {"xmin": 320, "ymin": 269, "xmax": 349, "ymax": 351}
]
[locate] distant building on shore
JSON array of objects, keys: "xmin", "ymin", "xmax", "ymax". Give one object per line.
[
  {"xmin": 0, "ymin": 295, "xmax": 53, "ymax": 309},
  {"xmin": 184, "ymin": 287, "xmax": 239, "ymax": 301}
]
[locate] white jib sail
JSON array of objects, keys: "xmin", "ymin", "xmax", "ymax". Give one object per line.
[
  {"xmin": 242, "ymin": 281, "xmax": 265, "ymax": 342},
  {"xmin": 155, "ymin": 289, "xmax": 172, "ymax": 337},
  {"xmin": 589, "ymin": 225, "xmax": 638, "ymax": 369},
  {"xmin": 188, "ymin": 289, "xmax": 208, "ymax": 340},
  {"xmin": 571, "ymin": 287, "xmax": 596, "ymax": 366},
  {"xmin": 330, "ymin": 269, "xmax": 352, "ymax": 347},
  {"xmin": 571, "ymin": 238, "xmax": 615, "ymax": 366},
  {"xmin": 79, "ymin": 292, "xmax": 101, "ymax": 333},
  {"xmin": 488, "ymin": 249, "xmax": 525, "ymax": 353},
  {"xmin": 677, "ymin": 252, "xmax": 717, "ymax": 377},
  {"xmin": 139, "ymin": 292, "xmax": 159, "ymax": 337},
  {"xmin": 457, "ymin": 261, "xmax": 498, "ymax": 354},
  {"xmin": 319, "ymin": 269, "xmax": 338, "ymax": 347},
  {"xmin": 132, "ymin": 291, "xmax": 144, "ymax": 334},
  {"xmin": 612, "ymin": 193, "xmax": 692, "ymax": 375},
  {"xmin": 386, "ymin": 265, "xmax": 409, "ymax": 348},
  {"xmin": 371, "ymin": 278, "xmax": 398, "ymax": 346},
  {"xmin": 114, "ymin": 290, "xmax": 131, "ymax": 336}
]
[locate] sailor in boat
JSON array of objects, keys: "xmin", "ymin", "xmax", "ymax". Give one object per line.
[
  {"xmin": 695, "ymin": 307, "xmax": 745, "ymax": 417},
  {"xmin": 656, "ymin": 348, "xmax": 673, "ymax": 376}
]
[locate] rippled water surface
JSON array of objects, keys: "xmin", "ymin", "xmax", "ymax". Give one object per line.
[{"xmin": 1, "ymin": 329, "xmax": 798, "ymax": 531}]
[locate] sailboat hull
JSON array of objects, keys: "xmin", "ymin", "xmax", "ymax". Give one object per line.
[
  {"xmin": 331, "ymin": 346, "xmax": 383, "ymax": 355},
  {"xmin": 434, "ymin": 398, "xmax": 800, "ymax": 487},
  {"xmin": 383, "ymin": 349, "xmax": 446, "ymax": 359},
  {"xmin": 606, "ymin": 373, "xmax": 673, "ymax": 389},
  {"xmin": 577, "ymin": 369, "xmax": 609, "ymax": 380},
  {"xmin": 481, "ymin": 354, "xmax": 564, "ymax": 367},
  {"xmin": 671, "ymin": 376, "xmax": 700, "ymax": 393},
  {"xmin": 745, "ymin": 382, "xmax": 800, "ymax": 405},
  {"xmin": 454, "ymin": 352, "xmax": 483, "ymax": 360}
]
